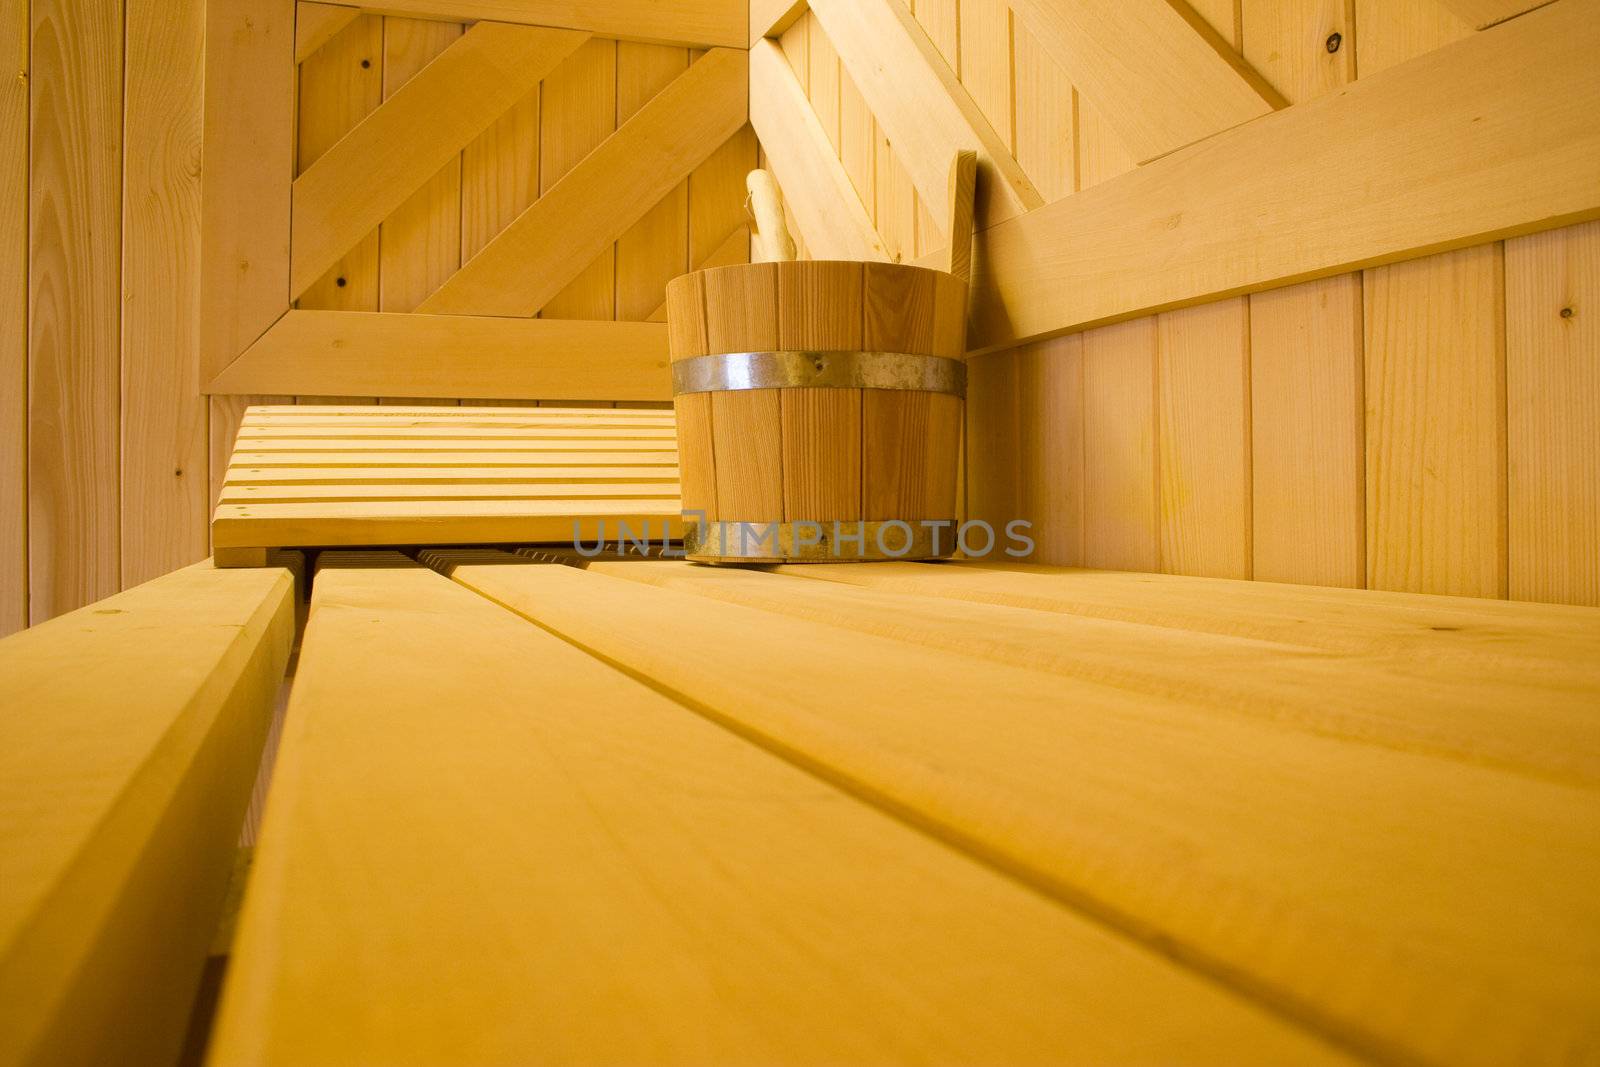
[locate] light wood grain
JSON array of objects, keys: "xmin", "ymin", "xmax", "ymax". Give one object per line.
[
  {"xmin": 1012, "ymin": 21, "xmax": 1076, "ymax": 202},
  {"xmin": 200, "ymin": 0, "xmax": 293, "ymax": 381},
  {"xmin": 1353, "ymin": 0, "xmax": 1470, "ymax": 78},
  {"xmin": 616, "ymin": 44, "xmax": 691, "ymax": 322},
  {"xmin": 779, "ymin": 262, "xmax": 862, "ymax": 522},
  {"xmin": 536, "ymin": 38, "xmax": 617, "ymax": 322},
  {"xmin": 964, "ymin": 351, "xmax": 1019, "ymax": 534},
  {"xmin": 810, "ymin": 0, "xmax": 1040, "ymax": 231},
  {"xmin": 294, "ymin": 1, "xmax": 358, "ymax": 64},
  {"xmin": 1157, "ymin": 299, "xmax": 1252, "ymax": 579},
  {"xmin": 207, "ymin": 552, "xmax": 1350, "ymax": 1065},
  {"xmin": 1240, "ymin": 0, "xmax": 1352, "ymax": 104},
  {"xmin": 1506, "ymin": 220, "xmax": 1599, "ymax": 606},
  {"xmin": 122, "ymin": 0, "xmax": 209, "ymax": 588},
  {"xmin": 0, "ymin": 0, "xmax": 25, "ymax": 635},
  {"xmin": 450, "ymin": 558, "xmax": 1600, "ymax": 1067},
  {"xmin": 28, "ymin": 0, "xmax": 121, "ymax": 623},
  {"xmin": 458, "ymin": 68, "xmax": 538, "ymax": 261},
  {"xmin": 343, "ymin": 0, "xmax": 744, "ymax": 47},
  {"xmin": 1082, "ymin": 318, "xmax": 1159, "ymax": 570},
  {"xmin": 705, "ymin": 262, "xmax": 783, "ymax": 522},
  {"xmin": 1004, "ymin": 0, "xmax": 1281, "ymax": 163},
  {"xmin": 1365, "ymin": 245, "xmax": 1507, "ymax": 598},
  {"xmin": 292, "ymin": 22, "xmax": 582, "ymax": 298},
  {"xmin": 665, "ymin": 272, "xmax": 717, "ymax": 522},
  {"xmin": 749, "ymin": 0, "xmax": 806, "ymax": 44},
  {"xmin": 963, "ymin": 2, "xmax": 1600, "ymax": 353},
  {"xmin": 1017, "ymin": 335, "xmax": 1084, "ymax": 564},
  {"xmin": 0, "ymin": 561, "xmax": 295, "ymax": 1066},
  {"xmin": 420, "ymin": 48, "xmax": 745, "ymax": 318},
  {"xmin": 688, "ymin": 125, "xmax": 755, "ymax": 277},
  {"xmin": 375, "ymin": 17, "xmax": 463, "ymax": 317},
  {"xmin": 1250, "ymin": 275, "xmax": 1364, "ymax": 587},
  {"xmin": 1428, "ymin": 0, "xmax": 1549, "ymax": 30},
  {"xmin": 207, "ymin": 311, "xmax": 670, "ymax": 401},
  {"xmin": 748, "ymin": 40, "xmax": 887, "ymax": 262}
]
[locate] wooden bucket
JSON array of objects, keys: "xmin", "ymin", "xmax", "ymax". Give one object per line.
[{"xmin": 664, "ymin": 260, "xmax": 967, "ymax": 562}]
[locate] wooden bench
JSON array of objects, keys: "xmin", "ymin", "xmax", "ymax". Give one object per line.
[
  {"xmin": 204, "ymin": 551, "xmax": 1599, "ymax": 1067},
  {"xmin": 211, "ymin": 405, "xmax": 683, "ymax": 567},
  {"xmin": 0, "ymin": 558, "xmax": 299, "ymax": 1066}
]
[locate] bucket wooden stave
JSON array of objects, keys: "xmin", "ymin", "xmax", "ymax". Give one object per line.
[{"xmin": 665, "ymin": 260, "xmax": 966, "ymax": 563}]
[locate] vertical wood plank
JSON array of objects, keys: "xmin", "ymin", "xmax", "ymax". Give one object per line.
[
  {"xmin": 1353, "ymin": 0, "xmax": 1469, "ymax": 77},
  {"xmin": 1018, "ymin": 334, "xmax": 1084, "ymax": 564},
  {"xmin": 460, "ymin": 81, "xmax": 538, "ymax": 261},
  {"xmin": 688, "ymin": 124, "xmax": 755, "ymax": 272},
  {"xmin": 912, "ymin": 0, "xmax": 959, "ymax": 69},
  {"xmin": 957, "ymin": 0, "xmax": 1012, "ymax": 152},
  {"xmin": 121, "ymin": 0, "xmax": 208, "ymax": 587},
  {"xmin": 806, "ymin": 19, "xmax": 839, "ymax": 154},
  {"xmin": 1505, "ymin": 221, "xmax": 1600, "ymax": 606},
  {"xmin": 1365, "ymin": 245, "xmax": 1507, "ymax": 598},
  {"xmin": 862, "ymin": 265, "xmax": 943, "ymax": 523},
  {"xmin": 1012, "ymin": 22, "xmax": 1075, "ymax": 202},
  {"xmin": 376, "ymin": 17, "xmax": 462, "ymax": 315},
  {"xmin": 1082, "ymin": 318, "xmax": 1159, "ymax": 571},
  {"xmin": 1157, "ymin": 300, "xmax": 1252, "ymax": 579},
  {"xmin": 1075, "ymin": 93, "xmax": 1133, "ymax": 191},
  {"xmin": 29, "ymin": 0, "xmax": 122, "ymax": 622},
  {"xmin": 295, "ymin": 14, "xmax": 381, "ymax": 313},
  {"xmin": 782, "ymin": 262, "xmax": 862, "ymax": 522},
  {"xmin": 1250, "ymin": 275, "xmax": 1365, "ymax": 587},
  {"xmin": 875, "ymin": 137, "xmax": 917, "ymax": 264},
  {"xmin": 965, "ymin": 350, "xmax": 1019, "ymax": 532},
  {"xmin": 837, "ymin": 68, "xmax": 875, "ymax": 221},
  {"xmin": 539, "ymin": 38, "xmax": 616, "ymax": 320},
  {"xmin": 1, "ymin": 0, "xmax": 26, "ymax": 633},
  {"xmin": 706, "ymin": 263, "xmax": 783, "ymax": 522},
  {"xmin": 616, "ymin": 43, "xmax": 689, "ymax": 322},
  {"xmin": 665, "ymin": 273, "xmax": 715, "ymax": 521},
  {"xmin": 1240, "ymin": 0, "xmax": 1353, "ymax": 104}
]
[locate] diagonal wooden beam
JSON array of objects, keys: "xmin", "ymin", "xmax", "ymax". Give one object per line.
[
  {"xmin": 1430, "ymin": 0, "xmax": 1554, "ymax": 28},
  {"xmin": 748, "ymin": 40, "xmax": 888, "ymax": 262},
  {"xmin": 290, "ymin": 23, "xmax": 587, "ymax": 298},
  {"xmin": 294, "ymin": 2, "xmax": 359, "ymax": 64},
  {"xmin": 749, "ymin": 0, "xmax": 808, "ymax": 45},
  {"xmin": 205, "ymin": 311, "xmax": 671, "ymax": 401},
  {"xmin": 418, "ymin": 48, "xmax": 747, "ymax": 318},
  {"xmin": 1004, "ymin": 0, "xmax": 1284, "ymax": 163},
  {"xmin": 958, "ymin": 0, "xmax": 1600, "ymax": 354},
  {"xmin": 808, "ymin": 0, "xmax": 1041, "ymax": 233},
  {"xmin": 351, "ymin": 0, "xmax": 745, "ymax": 48},
  {"xmin": 200, "ymin": 0, "xmax": 295, "ymax": 383}
]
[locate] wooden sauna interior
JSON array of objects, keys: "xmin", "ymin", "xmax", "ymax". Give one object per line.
[{"xmin": 2, "ymin": 0, "xmax": 1598, "ymax": 1065}]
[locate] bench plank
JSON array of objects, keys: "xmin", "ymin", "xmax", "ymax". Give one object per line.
[
  {"xmin": 210, "ymin": 552, "xmax": 1350, "ymax": 1066},
  {"xmin": 0, "ymin": 560, "xmax": 297, "ymax": 1066}
]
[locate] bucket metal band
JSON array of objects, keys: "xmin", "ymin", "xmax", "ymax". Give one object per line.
[
  {"xmin": 685, "ymin": 519, "xmax": 961, "ymax": 563},
  {"xmin": 671, "ymin": 350, "xmax": 966, "ymax": 397}
]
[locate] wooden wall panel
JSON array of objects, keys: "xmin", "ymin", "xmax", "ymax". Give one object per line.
[
  {"xmin": 29, "ymin": 0, "xmax": 122, "ymax": 622},
  {"xmin": 1, "ymin": 0, "xmax": 26, "ymax": 634},
  {"xmin": 1018, "ymin": 335, "xmax": 1083, "ymax": 564},
  {"xmin": 1249, "ymin": 275, "xmax": 1365, "ymax": 587},
  {"xmin": 1012, "ymin": 23, "xmax": 1074, "ymax": 203},
  {"xmin": 617, "ymin": 44, "xmax": 691, "ymax": 322},
  {"xmin": 1081, "ymin": 319, "xmax": 1159, "ymax": 571},
  {"xmin": 121, "ymin": 0, "xmax": 209, "ymax": 587},
  {"xmin": 1365, "ymin": 245, "xmax": 1507, "ymax": 598},
  {"xmin": 1506, "ymin": 221, "xmax": 1599, "ymax": 607},
  {"xmin": 539, "ymin": 39, "xmax": 617, "ymax": 321},
  {"xmin": 965, "ymin": 350, "xmax": 1018, "ymax": 532},
  {"xmin": 1157, "ymin": 300, "xmax": 1252, "ymax": 579}
]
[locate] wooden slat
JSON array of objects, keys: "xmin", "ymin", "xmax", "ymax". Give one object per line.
[
  {"xmin": 781, "ymin": 262, "xmax": 861, "ymax": 522},
  {"xmin": 1506, "ymin": 220, "xmax": 1599, "ymax": 606},
  {"xmin": 212, "ymin": 501, "xmax": 681, "ymax": 549},
  {"xmin": 227, "ymin": 450, "xmax": 677, "ymax": 468},
  {"xmin": 809, "ymin": 0, "xmax": 1040, "ymax": 232},
  {"xmin": 200, "ymin": 0, "xmax": 292, "ymax": 381},
  {"xmin": 749, "ymin": 0, "xmax": 806, "ymax": 44},
  {"xmin": 964, "ymin": 351, "xmax": 1019, "ymax": 533},
  {"xmin": 347, "ymin": 0, "xmax": 744, "ymax": 47},
  {"xmin": 232, "ymin": 438, "xmax": 676, "ymax": 453},
  {"xmin": 1017, "ymin": 335, "xmax": 1085, "ymax": 564},
  {"xmin": 291, "ymin": 23, "xmax": 584, "ymax": 298},
  {"xmin": 220, "ymin": 483, "xmax": 677, "ymax": 504},
  {"xmin": 1081, "ymin": 318, "xmax": 1159, "ymax": 570},
  {"xmin": 1003, "ymin": 0, "xmax": 1280, "ymax": 162},
  {"xmin": 1365, "ymin": 245, "xmax": 1507, "ymax": 598},
  {"xmin": 449, "ymin": 558, "xmax": 1600, "ymax": 1067},
  {"xmin": 616, "ymin": 44, "xmax": 690, "ymax": 323},
  {"xmin": 243, "ymin": 404, "xmax": 673, "ymax": 419},
  {"xmin": 1354, "ymin": 0, "xmax": 1471, "ymax": 77},
  {"xmin": 207, "ymin": 553, "xmax": 1347, "ymax": 1065},
  {"xmin": 29, "ymin": 0, "xmax": 121, "ymax": 623},
  {"xmin": 747, "ymin": 40, "xmax": 887, "ymax": 263},
  {"xmin": 0, "ymin": 0, "xmax": 25, "ymax": 635},
  {"xmin": 0, "ymin": 561, "xmax": 296, "ymax": 1066},
  {"xmin": 1239, "ymin": 0, "xmax": 1353, "ymax": 104},
  {"xmin": 224, "ymin": 466, "xmax": 678, "ymax": 485},
  {"xmin": 705, "ymin": 263, "xmax": 784, "ymax": 522},
  {"xmin": 122, "ymin": 0, "xmax": 209, "ymax": 589},
  {"xmin": 962, "ymin": 2, "xmax": 1600, "ymax": 354},
  {"xmin": 235, "ymin": 425, "xmax": 676, "ymax": 440},
  {"xmin": 1012, "ymin": 22, "xmax": 1076, "ymax": 203},
  {"xmin": 1156, "ymin": 300, "xmax": 1252, "ymax": 579},
  {"xmin": 588, "ymin": 559, "xmax": 1600, "ymax": 787},
  {"xmin": 206, "ymin": 311, "xmax": 670, "ymax": 401},
  {"xmin": 458, "ymin": 60, "xmax": 538, "ymax": 262},
  {"xmin": 1250, "ymin": 275, "xmax": 1365, "ymax": 587},
  {"xmin": 418, "ymin": 48, "xmax": 746, "ymax": 318},
  {"xmin": 294, "ymin": 1, "xmax": 358, "ymax": 63}
]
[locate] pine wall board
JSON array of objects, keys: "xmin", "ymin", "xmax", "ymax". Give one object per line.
[{"xmin": 1, "ymin": 0, "xmax": 27, "ymax": 636}]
